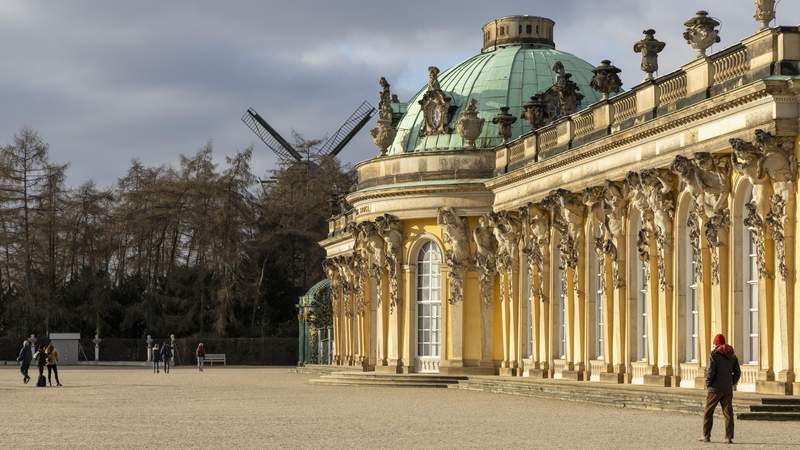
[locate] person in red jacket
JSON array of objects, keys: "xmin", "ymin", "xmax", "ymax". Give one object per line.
[
  {"xmin": 195, "ymin": 343, "xmax": 206, "ymax": 372},
  {"xmin": 702, "ymin": 334, "xmax": 741, "ymax": 444}
]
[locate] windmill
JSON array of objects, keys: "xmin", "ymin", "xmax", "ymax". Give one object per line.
[{"xmin": 241, "ymin": 101, "xmax": 375, "ymax": 167}]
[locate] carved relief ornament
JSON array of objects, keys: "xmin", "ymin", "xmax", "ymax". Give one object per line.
[{"xmin": 419, "ymin": 66, "xmax": 456, "ymax": 136}]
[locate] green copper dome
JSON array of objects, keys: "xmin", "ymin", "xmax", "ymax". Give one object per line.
[{"xmin": 388, "ymin": 43, "xmax": 602, "ymax": 155}]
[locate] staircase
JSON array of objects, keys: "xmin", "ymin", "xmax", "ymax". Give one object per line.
[
  {"xmin": 738, "ymin": 398, "xmax": 800, "ymax": 421},
  {"xmin": 309, "ymin": 372, "xmax": 467, "ymax": 388}
]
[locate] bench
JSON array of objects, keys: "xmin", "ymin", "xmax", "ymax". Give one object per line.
[{"xmin": 204, "ymin": 354, "xmax": 226, "ymax": 366}]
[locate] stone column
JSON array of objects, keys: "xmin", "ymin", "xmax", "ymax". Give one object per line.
[
  {"xmin": 526, "ymin": 205, "xmax": 550, "ymax": 378},
  {"xmin": 401, "ymin": 263, "xmax": 414, "ymax": 373},
  {"xmin": 377, "ymin": 272, "xmax": 389, "ymax": 367},
  {"xmin": 499, "ymin": 270, "xmax": 511, "ymax": 371},
  {"xmin": 772, "ymin": 182, "xmax": 796, "ymax": 392},
  {"xmin": 473, "ymin": 215, "xmax": 497, "ymax": 370}
]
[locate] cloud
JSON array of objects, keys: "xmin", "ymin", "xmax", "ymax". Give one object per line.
[{"xmin": 0, "ymin": 0, "xmax": 796, "ymax": 186}]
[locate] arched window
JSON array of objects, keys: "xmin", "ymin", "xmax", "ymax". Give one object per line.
[
  {"xmin": 526, "ymin": 24, "xmax": 533, "ymax": 34},
  {"xmin": 416, "ymin": 241, "xmax": 441, "ymax": 359},
  {"xmin": 743, "ymin": 190, "xmax": 759, "ymax": 364}
]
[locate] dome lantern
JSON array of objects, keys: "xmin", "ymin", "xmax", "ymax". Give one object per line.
[{"xmin": 481, "ymin": 16, "xmax": 555, "ymax": 53}]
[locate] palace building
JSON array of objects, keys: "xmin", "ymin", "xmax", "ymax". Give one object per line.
[{"xmin": 318, "ymin": 7, "xmax": 800, "ymax": 395}]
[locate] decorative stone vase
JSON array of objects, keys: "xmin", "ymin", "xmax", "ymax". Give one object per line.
[
  {"xmin": 633, "ymin": 29, "xmax": 666, "ymax": 82},
  {"xmin": 754, "ymin": 0, "xmax": 775, "ymax": 30},
  {"xmin": 523, "ymin": 93, "xmax": 550, "ymax": 130},
  {"xmin": 590, "ymin": 60, "xmax": 623, "ymax": 100},
  {"xmin": 370, "ymin": 120, "xmax": 396, "ymax": 156},
  {"xmin": 456, "ymin": 98, "xmax": 485, "ymax": 149},
  {"xmin": 492, "ymin": 106, "xmax": 517, "ymax": 143},
  {"xmin": 683, "ymin": 11, "xmax": 720, "ymax": 58}
]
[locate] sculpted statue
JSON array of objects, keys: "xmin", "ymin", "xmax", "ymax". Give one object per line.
[
  {"xmin": 492, "ymin": 211, "xmax": 522, "ymax": 272},
  {"xmin": 473, "ymin": 215, "xmax": 497, "ymax": 305},
  {"xmin": 605, "ymin": 181, "xmax": 628, "ymax": 288},
  {"xmin": 376, "ymin": 214, "xmax": 403, "ymax": 312},
  {"xmin": 437, "ymin": 207, "xmax": 469, "ymax": 266},
  {"xmin": 371, "ymin": 77, "xmax": 398, "ymax": 156},
  {"xmin": 552, "ymin": 61, "xmax": 584, "ymax": 116},
  {"xmin": 437, "ymin": 207, "xmax": 469, "ymax": 304},
  {"xmin": 528, "ymin": 204, "xmax": 551, "ymax": 300},
  {"xmin": 626, "ymin": 169, "xmax": 675, "ymax": 291},
  {"xmin": 730, "ymin": 129, "xmax": 796, "ymax": 280},
  {"xmin": 636, "ymin": 228, "xmax": 651, "ymax": 281}
]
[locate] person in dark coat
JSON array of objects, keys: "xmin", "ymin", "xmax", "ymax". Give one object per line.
[
  {"xmin": 702, "ymin": 333, "xmax": 741, "ymax": 444},
  {"xmin": 16, "ymin": 340, "xmax": 33, "ymax": 384},
  {"xmin": 33, "ymin": 344, "xmax": 47, "ymax": 385},
  {"xmin": 152, "ymin": 343, "xmax": 161, "ymax": 373},
  {"xmin": 160, "ymin": 342, "xmax": 172, "ymax": 374}
]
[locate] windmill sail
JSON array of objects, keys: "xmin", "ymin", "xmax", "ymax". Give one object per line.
[
  {"xmin": 319, "ymin": 101, "xmax": 376, "ymax": 157},
  {"xmin": 242, "ymin": 108, "xmax": 303, "ymax": 162}
]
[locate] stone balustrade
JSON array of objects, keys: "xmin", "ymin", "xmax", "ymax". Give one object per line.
[{"xmin": 497, "ymin": 26, "xmax": 799, "ymax": 172}]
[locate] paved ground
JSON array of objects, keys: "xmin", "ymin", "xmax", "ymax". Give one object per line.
[{"xmin": 0, "ymin": 366, "xmax": 797, "ymax": 449}]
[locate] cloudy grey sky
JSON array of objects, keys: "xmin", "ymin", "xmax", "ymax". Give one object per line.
[{"xmin": 1, "ymin": 0, "xmax": 798, "ymax": 186}]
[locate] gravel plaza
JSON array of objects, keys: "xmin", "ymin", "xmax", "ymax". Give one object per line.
[{"xmin": 1, "ymin": 366, "xmax": 799, "ymax": 449}]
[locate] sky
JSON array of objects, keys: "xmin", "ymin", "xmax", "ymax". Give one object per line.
[{"xmin": 0, "ymin": 0, "xmax": 798, "ymax": 186}]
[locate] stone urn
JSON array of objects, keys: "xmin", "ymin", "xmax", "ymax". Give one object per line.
[
  {"xmin": 590, "ymin": 60, "xmax": 623, "ymax": 100},
  {"xmin": 523, "ymin": 93, "xmax": 550, "ymax": 130},
  {"xmin": 456, "ymin": 98, "xmax": 485, "ymax": 149},
  {"xmin": 633, "ymin": 29, "xmax": 666, "ymax": 82},
  {"xmin": 754, "ymin": 0, "xmax": 775, "ymax": 30},
  {"xmin": 370, "ymin": 121, "xmax": 396, "ymax": 156},
  {"xmin": 492, "ymin": 106, "xmax": 517, "ymax": 143},
  {"xmin": 683, "ymin": 11, "xmax": 720, "ymax": 58}
]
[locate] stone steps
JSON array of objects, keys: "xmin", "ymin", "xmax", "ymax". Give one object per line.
[
  {"xmin": 308, "ymin": 372, "xmax": 466, "ymax": 388},
  {"xmin": 309, "ymin": 378, "xmax": 452, "ymax": 388},
  {"xmin": 738, "ymin": 398, "xmax": 800, "ymax": 421},
  {"xmin": 455, "ymin": 378, "xmax": 760, "ymax": 416}
]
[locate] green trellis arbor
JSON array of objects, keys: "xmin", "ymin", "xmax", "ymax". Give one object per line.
[{"xmin": 297, "ymin": 279, "xmax": 332, "ymax": 365}]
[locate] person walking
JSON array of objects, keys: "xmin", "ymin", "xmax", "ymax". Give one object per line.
[
  {"xmin": 196, "ymin": 343, "xmax": 205, "ymax": 372},
  {"xmin": 160, "ymin": 342, "xmax": 172, "ymax": 374},
  {"xmin": 45, "ymin": 343, "xmax": 62, "ymax": 387},
  {"xmin": 152, "ymin": 343, "xmax": 161, "ymax": 373},
  {"xmin": 16, "ymin": 340, "xmax": 33, "ymax": 384},
  {"xmin": 702, "ymin": 333, "xmax": 741, "ymax": 444},
  {"xmin": 33, "ymin": 345, "xmax": 47, "ymax": 387}
]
